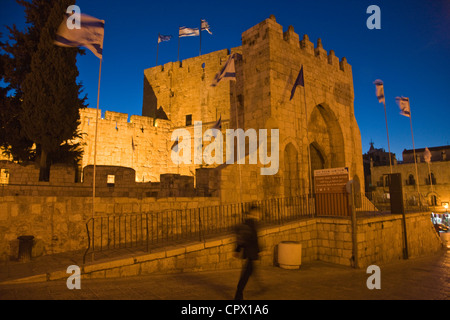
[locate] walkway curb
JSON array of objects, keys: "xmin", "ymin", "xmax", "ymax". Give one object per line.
[{"xmin": 0, "ymin": 238, "xmax": 234, "ymax": 285}]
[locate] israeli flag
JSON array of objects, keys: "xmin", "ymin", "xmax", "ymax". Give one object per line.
[
  {"xmin": 179, "ymin": 26, "xmax": 200, "ymax": 37},
  {"xmin": 201, "ymin": 19, "xmax": 212, "ymax": 35},
  {"xmin": 211, "ymin": 53, "xmax": 241, "ymax": 87},
  {"xmin": 373, "ymin": 79, "xmax": 385, "ymax": 104},
  {"xmin": 395, "ymin": 96, "xmax": 411, "ymax": 117},
  {"xmin": 54, "ymin": 13, "xmax": 105, "ymax": 59},
  {"xmin": 158, "ymin": 34, "xmax": 172, "ymax": 43}
]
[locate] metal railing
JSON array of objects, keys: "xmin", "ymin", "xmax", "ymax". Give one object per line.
[
  {"xmin": 365, "ymin": 191, "xmax": 429, "ymax": 212},
  {"xmin": 83, "ymin": 195, "xmax": 315, "ymax": 262},
  {"xmin": 84, "ymin": 191, "xmax": 430, "ymax": 262}
]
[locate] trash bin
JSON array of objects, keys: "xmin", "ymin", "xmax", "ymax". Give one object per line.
[
  {"xmin": 278, "ymin": 241, "xmax": 302, "ymax": 269},
  {"xmin": 17, "ymin": 236, "xmax": 34, "ymax": 262}
]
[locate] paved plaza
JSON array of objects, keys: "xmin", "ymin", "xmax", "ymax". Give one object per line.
[{"xmin": 1, "ymin": 249, "xmax": 448, "ymax": 301}]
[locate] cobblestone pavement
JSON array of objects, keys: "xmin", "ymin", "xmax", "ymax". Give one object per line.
[{"xmin": 0, "ymin": 250, "xmax": 448, "ymax": 301}]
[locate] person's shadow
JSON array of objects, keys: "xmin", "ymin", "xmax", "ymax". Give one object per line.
[{"xmin": 171, "ymin": 270, "xmax": 240, "ymax": 299}]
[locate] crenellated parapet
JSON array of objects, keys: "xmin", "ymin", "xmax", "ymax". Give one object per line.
[
  {"xmin": 80, "ymin": 108, "xmax": 172, "ymax": 131},
  {"xmin": 241, "ymin": 15, "xmax": 351, "ymax": 74},
  {"xmin": 77, "ymin": 108, "xmax": 175, "ymax": 182},
  {"xmin": 300, "ymin": 34, "xmax": 350, "ymax": 72}
]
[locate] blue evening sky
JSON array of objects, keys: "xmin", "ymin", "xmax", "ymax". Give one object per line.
[{"xmin": 1, "ymin": 0, "xmax": 449, "ymax": 160}]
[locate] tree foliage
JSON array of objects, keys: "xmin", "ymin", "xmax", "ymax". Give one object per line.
[{"xmin": 1, "ymin": 0, "xmax": 87, "ymax": 180}]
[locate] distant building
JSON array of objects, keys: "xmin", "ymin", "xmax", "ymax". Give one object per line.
[
  {"xmin": 362, "ymin": 142, "xmax": 396, "ymax": 192},
  {"xmin": 402, "ymin": 146, "xmax": 449, "ymax": 164},
  {"xmin": 370, "ymin": 145, "xmax": 450, "ymax": 213}
]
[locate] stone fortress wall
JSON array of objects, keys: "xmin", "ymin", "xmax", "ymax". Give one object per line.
[
  {"xmin": 0, "ymin": 16, "xmax": 369, "ymax": 198},
  {"xmin": 78, "ymin": 108, "xmax": 174, "ymax": 183},
  {"xmin": 75, "ymin": 16, "xmax": 365, "ymax": 202}
]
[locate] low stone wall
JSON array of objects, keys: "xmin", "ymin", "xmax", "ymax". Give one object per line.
[
  {"xmin": 0, "ymin": 163, "xmax": 197, "ymax": 198},
  {"xmin": 0, "ymin": 161, "xmax": 76, "ymax": 185},
  {"xmin": 356, "ymin": 212, "xmax": 443, "ymax": 268},
  {"xmin": 78, "ymin": 213, "xmax": 442, "ymax": 280},
  {"xmin": 0, "ymin": 195, "xmax": 220, "ymax": 260},
  {"xmin": 316, "ymin": 217, "xmax": 353, "ymax": 266},
  {"xmin": 81, "ymin": 219, "xmax": 318, "ymax": 280},
  {"xmin": 0, "ymin": 191, "xmax": 442, "ymax": 270}
]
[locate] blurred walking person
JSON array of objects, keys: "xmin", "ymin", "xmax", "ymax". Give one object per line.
[{"xmin": 234, "ymin": 205, "xmax": 260, "ymax": 300}]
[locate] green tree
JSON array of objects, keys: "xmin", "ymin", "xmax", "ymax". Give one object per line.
[
  {"xmin": 1, "ymin": 0, "xmax": 86, "ymax": 180},
  {"xmin": 1, "ymin": 0, "xmax": 55, "ymax": 161}
]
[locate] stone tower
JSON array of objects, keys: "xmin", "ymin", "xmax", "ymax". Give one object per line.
[{"xmin": 141, "ymin": 16, "xmax": 364, "ymax": 201}]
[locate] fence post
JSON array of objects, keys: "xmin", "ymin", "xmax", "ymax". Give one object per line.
[
  {"xmin": 91, "ymin": 218, "xmax": 95, "ymax": 262},
  {"xmin": 146, "ymin": 213, "xmax": 149, "ymax": 252},
  {"xmin": 83, "ymin": 218, "xmax": 93, "ymax": 264},
  {"xmin": 349, "ymin": 182, "xmax": 359, "ymax": 268},
  {"xmin": 198, "ymin": 208, "xmax": 203, "ymax": 242}
]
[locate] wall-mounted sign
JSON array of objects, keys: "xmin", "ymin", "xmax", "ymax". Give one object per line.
[
  {"xmin": 107, "ymin": 175, "xmax": 115, "ymax": 185},
  {"xmin": 314, "ymin": 167, "xmax": 350, "ymax": 217},
  {"xmin": 314, "ymin": 167, "xmax": 349, "ymax": 194}
]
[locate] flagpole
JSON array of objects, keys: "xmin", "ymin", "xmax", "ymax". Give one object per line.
[
  {"xmin": 427, "ymin": 161, "xmax": 433, "ymax": 192},
  {"xmin": 301, "ymin": 70, "xmax": 313, "ymax": 214},
  {"xmin": 233, "ymin": 81, "xmax": 242, "ymax": 205},
  {"xmin": 383, "ymin": 101, "xmax": 393, "ymax": 173},
  {"xmin": 156, "ymin": 33, "xmax": 160, "ymax": 66},
  {"xmin": 409, "ymin": 114, "xmax": 421, "ymax": 207},
  {"xmin": 177, "ymin": 28, "xmax": 180, "ymax": 62},
  {"xmin": 199, "ymin": 20, "xmax": 202, "ymax": 56},
  {"xmin": 93, "ymin": 58, "xmax": 103, "ymax": 221}
]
